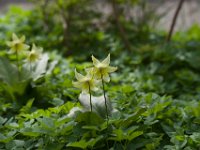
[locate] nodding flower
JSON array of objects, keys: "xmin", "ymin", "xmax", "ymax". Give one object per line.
[
  {"xmin": 91, "ymin": 54, "xmax": 117, "ymax": 82},
  {"xmin": 26, "ymin": 44, "xmax": 42, "ymax": 63},
  {"xmin": 6, "ymin": 33, "xmax": 29, "ymax": 54},
  {"xmin": 73, "ymin": 69, "xmax": 100, "ymax": 93}
]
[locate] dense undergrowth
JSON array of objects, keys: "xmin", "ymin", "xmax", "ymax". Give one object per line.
[{"xmin": 1, "ymin": 1, "xmax": 200, "ymax": 150}]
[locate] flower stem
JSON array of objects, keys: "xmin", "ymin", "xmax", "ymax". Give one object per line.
[
  {"xmin": 100, "ymin": 73, "xmax": 109, "ymax": 127},
  {"xmin": 30, "ymin": 62, "xmax": 33, "ymax": 73},
  {"xmin": 16, "ymin": 51, "xmax": 20, "ymax": 80},
  {"xmin": 100, "ymin": 73, "xmax": 109, "ymax": 149},
  {"xmin": 88, "ymin": 82, "xmax": 92, "ymax": 112}
]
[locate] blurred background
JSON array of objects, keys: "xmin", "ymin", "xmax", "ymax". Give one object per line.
[
  {"xmin": 1, "ymin": 0, "xmax": 200, "ymax": 31},
  {"xmin": 0, "ymin": 0, "xmax": 200, "ymax": 58}
]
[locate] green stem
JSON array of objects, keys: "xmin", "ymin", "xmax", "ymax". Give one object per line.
[
  {"xmin": 16, "ymin": 51, "xmax": 20, "ymax": 80},
  {"xmin": 30, "ymin": 62, "xmax": 33, "ymax": 73},
  {"xmin": 100, "ymin": 73, "xmax": 109, "ymax": 127},
  {"xmin": 100, "ymin": 73, "xmax": 110, "ymax": 149},
  {"xmin": 88, "ymin": 82, "xmax": 92, "ymax": 112}
]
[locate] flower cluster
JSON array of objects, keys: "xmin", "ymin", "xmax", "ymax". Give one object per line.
[
  {"xmin": 73, "ymin": 54, "xmax": 117, "ymax": 114},
  {"xmin": 6, "ymin": 33, "xmax": 42, "ymax": 64},
  {"xmin": 73, "ymin": 54, "xmax": 117, "ymax": 93}
]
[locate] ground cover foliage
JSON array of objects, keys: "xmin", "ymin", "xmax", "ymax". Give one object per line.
[{"xmin": 1, "ymin": 1, "xmax": 200, "ymax": 149}]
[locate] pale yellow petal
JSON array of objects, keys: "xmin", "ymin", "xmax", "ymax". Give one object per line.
[
  {"xmin": 92, "ymin": 55, "xmax": 100, "ymax": 66},
  {"xmin": 72, "ymin": 81, "xmax": 82, "ymax": 88},
  {"xmin": 85, "ymin": 67, "xmax": 94, "ymax": 77},
  {"xmin": 85, "ymin": 67, "xmax": 93, "ymax": 72},
  {"xmin": 12, "ymin": 33, "xmax": 18, "ymax": 41},
  {"xmin": 20, "ymin": 35, "xmax": 25, "ymax": 42},
  {"xmin": 92, "ymin": 79, "xmax": 101, "ymax": 90},
  {"xmin": 82, "ymin": 82, "xmax": 89, "ymax": 93},
  {"xmin": 107, "ymin": 66, "xmax": 117, "ymax": 73},
  {"xmin": 75, "ymin": 69, "xmax": 85, "ymax": 81},
  {"xmin": 102, "ymin": 54, "xmax": 110, "ymax": 66},
  {"xmin": 92, "ymin": 68, "xmax": 101, "ymax": 79},
  {"xmin": 91, "ymin": 86, "xmax": 99, "ymax": 91},
  {"xmin": 32, "ymin": 43, "xmax": 36, "ymax": 49},
  {"xmin": 103, "ymin": 73, "xmax": 110, "ymax": 82}
]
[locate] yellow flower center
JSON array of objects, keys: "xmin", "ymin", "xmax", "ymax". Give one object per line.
[
  {"xmin": 14, "ymin": 42, "xmax": 21, "ymax": 51},
  {"xmin": 28, "ymin": 50, "xmax": 39, "ymax": 62}
]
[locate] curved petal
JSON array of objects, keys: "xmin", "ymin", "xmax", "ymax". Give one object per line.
[
  {"xmin": 91, "ymin": 86, "xmax": 99, "ymax": 92},
  {"xmin": 12, "ymin": 33, "xmax": 18, "ymax": 41},
  {"xmin": 75, "ymin": 69, "xmax": 85, "ymax": 81},
  {"xmin": 93, "ymin": 68, "xmax": 101, "ymax": 79},
  {"xmin": 90, "ymin": 79, "xmax": 100, "ymax": 91},
  {"xmin": 20, "ymin": 35, "xmax": 26, "ymax": 42},
  {"xmin": 85, "ymin": 67, "xmax": 94, "ymax": 77},
  {"xmin": 103, "ymin": 73, "xmax": 110, "ymax": 82},
  {"xmin": 102, "ymin": 54, "xmax": 110, "ymax": 66},
  {"xmin": 92, "ymin": 55, "xmax": 100, "ymax": 66},
  {"xmin": 32, "ymin": 43, "xmax": 36, "ymax": 50},
  {"xmin": 107, "ymin": 66, "xmax": 117, "ymax": 73},
  {"xmin": 72, "ymin": 81, "xmax": 82, "ymax": 89}
]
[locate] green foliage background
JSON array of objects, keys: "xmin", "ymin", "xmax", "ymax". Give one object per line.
[{"xmin": 1, "ymin": 1, "xmax": 200, "ymax": 149}]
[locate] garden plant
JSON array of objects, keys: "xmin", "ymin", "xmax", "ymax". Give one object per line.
[{"xmin": 1, "ymin": 0, "xmax": 200, "ymax": 150}]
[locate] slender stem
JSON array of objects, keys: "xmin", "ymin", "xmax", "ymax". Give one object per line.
[
  {"xmin": 30, "ymin": 62, "xmax": 33, "ymax": 73},
  {"xmin": 88, "ymin": 82, "xmax": 92, "ymax": 112},
  {"xmin": 100, "ymin": 73, "xmax": 109, "ymax": 126},
  {"xmin": 101, "ymin": 74, "xmax": 109, "ymax": 150},
  {"xmin": 16, "ymin": 51, "xmax": 20, "ymax": 80},
  {"xmin": 166, "ymin": 0, "xmax": 185, "ymax": 42}
]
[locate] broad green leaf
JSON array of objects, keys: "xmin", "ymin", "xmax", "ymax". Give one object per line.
[
  {"xmin": 128, "ymin": 131, "xmax": 143, "ymax": 141},
  {"xmin": 67, "ymin": 140, "xmax": 88, "ymax": 149},
  {"xmin": 75, "ymin": 112, "xmax": 104, "ymax": 125}
]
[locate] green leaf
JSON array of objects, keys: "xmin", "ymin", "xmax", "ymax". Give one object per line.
[
  {"xmin": 0, "ymin": 57, "xmax": 18, "ymax": 85},
  {"xmin": 75, "ymin": 112, "xmax": 104, "ymax": 125},
  {"xmin": 122, "ymin": 107, "xmax": 146, "ymax": 127},
  {"xmin": 128, "ymin": 131, "xmax": 143, "ymax": 141},
  {"xmin": 67, "ymin": 140, "xmax": 88, "ymax": 149}
]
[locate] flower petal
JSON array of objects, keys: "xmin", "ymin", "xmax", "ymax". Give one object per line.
[
  {"xmin": 72, "ymin": 81, "xmax": 82, "ymax": 88},
  {"xmin": 85, "ymin": 67, "xmax": 94, "ymax": 77},
  {"xmin": 102, "ymin": 54, "xmax": 110, "ymax": 66},
  {"xmin": 103, "ymin": 73, "xmax": 110, "ymax": 82},
  {"xmin": 82, "ymin": 83, "xmax": 89, "ymax": 93},
  {"xmin": 12, "ymin": 33, "xmax": 18, "ymax": 41},
  {"xmin": 92, "ymin": 55, "xmax": 100, "ymax": 66},
  {"xmin": 32, "ymin": 43, "xmax": 36, "ymax": 49},
  {"xmin": 91, "ymin": 86, "xmax": 99, "ymax": 92},
  {"xmin": 75, "ymin": 69, "xmax": 85, "ymax": 81},
  {"xmin": 107, "ymin": 66, "xmax": 117, "ymax": 73},
  {"xmin": 20, "ymin": 35, "xmax": 25, "ymax": 42}
]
